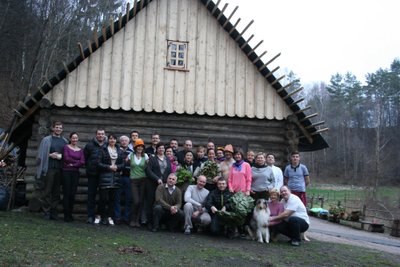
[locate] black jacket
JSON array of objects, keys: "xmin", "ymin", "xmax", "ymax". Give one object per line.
[
  {"xmin": 84, "ymin": 138, "xmax": 107, "ymax": 176},
  {"xmin": 205, "ymin": 188, "xmax": 232, "ymax": 212},
  {"xmin": 120, "ymin": 147, "xmax": 133, "ymax": 177},
  {"xmin": 97, "ymin": 146, "xmax": 124, "ymax": 188},
  {"xmin": 145, "ymin": 146, "xmax": 156, "ymax": 157},
  {"xmin": 145, "ymin": 155, "xmax": 172, "ymax": 184}
]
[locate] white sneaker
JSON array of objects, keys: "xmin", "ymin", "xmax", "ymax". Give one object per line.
[
  {"xmin": 108, "ymin": 217, "xmax": 115, "ymax": 226},
  {"xmin": 184, "ymin": 226, "xmax": 191, "ymax": 235},
  {"xmin": 94, "ymin": 216, "xmax": 101, "ymax": 224}
]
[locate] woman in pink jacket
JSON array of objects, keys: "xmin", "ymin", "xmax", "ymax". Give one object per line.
[{"xmin": 228, "ymin": 149, "xmax": 252, "ymax": 196}]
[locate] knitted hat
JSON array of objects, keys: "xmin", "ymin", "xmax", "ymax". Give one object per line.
[
  {"xmin": 224, "ymin": 144, "xmax": 234, "ymax": 154},
  {"xmin": 134, "ymin": 138, "xmax": 145, "ymax": 148}
]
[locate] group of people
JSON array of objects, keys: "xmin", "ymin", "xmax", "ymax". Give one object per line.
[{"xmin": 35, "ymin": 121, "xmax": 311, "ymax": 246}]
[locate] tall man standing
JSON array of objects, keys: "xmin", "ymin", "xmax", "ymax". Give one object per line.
[
  {"xmin": 36, "ymin": 121, "xmax": 68, "ymax": 220},
  {"xmin": 283, "ymin": 151, "xmax": 311, "ymax": 242},
  {"xmin": 169, "ymin": 138, "xmax": 179, "ymax": 155},
  {"xmin": 84, "ymin": 129, "xmax": 107, "ymax": 224},
  {"xmin": 128, "ymin": 130, "xmax": 139, "ymax": 151},
  {"xmin": 145, "ymin": 133, "xmax": 160, "ymax": 157},
  {"xmin": 176, "ymin": 139, "xmax": 193, "ymax": 165},
  {"xmin": 283, "ymin": 151, "xmax": 310, "ymax": 206}
]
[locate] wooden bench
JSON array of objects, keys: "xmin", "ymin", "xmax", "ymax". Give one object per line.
[{"xmin": 359, "ymin": 220, "xmax": 385, "ymax": 233}]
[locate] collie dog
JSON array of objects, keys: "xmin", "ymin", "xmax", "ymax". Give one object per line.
[{"xmin": 252, "ymin": 198, "xmax": 271, "ymax": 243}]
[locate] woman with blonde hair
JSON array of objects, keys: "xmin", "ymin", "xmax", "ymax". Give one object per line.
[
  {"xmin": 268, "ymin": 188, "xmax": 284, "ymax": 241},
  {"xmin": 97, "ymin": 134, "xmax": 124, "ymax": 225},
  {"xmin": 250, "ymin": 152, "xmax": 275, "ymax": 201}
]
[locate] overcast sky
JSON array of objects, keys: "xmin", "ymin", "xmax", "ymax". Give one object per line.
[{"xmin": 218, "ymin": 0, "xmax": 400, "ymax": 86}]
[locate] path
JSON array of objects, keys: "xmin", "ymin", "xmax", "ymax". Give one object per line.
[{"xmin": 308, "ymin": 217, "xmax": 400, "ymax": 255}]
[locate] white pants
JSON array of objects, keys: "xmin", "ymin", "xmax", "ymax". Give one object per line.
[{"xmin": 183, "ymin": 202, "xmax": 211, "ymax": 228}]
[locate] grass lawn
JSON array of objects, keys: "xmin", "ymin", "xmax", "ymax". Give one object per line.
[
  {"xmin": 1, "ymin": 211, "xmax": 400, "ymax": 266},
  {"xmin": 307, "ymin": 184, "xmax": 400, "ymax": 209}
]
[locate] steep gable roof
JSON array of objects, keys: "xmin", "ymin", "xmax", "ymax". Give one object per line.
[{"xmin": 5, "ymin": 0, "xmax": 328, "ymax": 151}]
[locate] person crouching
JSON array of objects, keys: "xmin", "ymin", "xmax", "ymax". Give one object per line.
[{"xmin": 152, "ymin": 173, "xmax": 184, "ymax": 232}]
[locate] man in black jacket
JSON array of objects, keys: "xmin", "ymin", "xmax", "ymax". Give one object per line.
[
  {"xmin": 84, "ymin": 129, "xmax": 107, "ymax": 224},
  {"xmin": 205, "ymin": 177, "xmax": 232, "ymax": 235},
  {"xmin": 176, "ymin": 139, "xmax": 193, "ymax": 165},
  {"xmin": 144, "ymin": 133, "xmax": 160, "ymax": 157}
]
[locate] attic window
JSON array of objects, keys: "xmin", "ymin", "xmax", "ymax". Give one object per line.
[{"xmin": 166, "ymin": 40, "xmax": 188, "ymax": 70}]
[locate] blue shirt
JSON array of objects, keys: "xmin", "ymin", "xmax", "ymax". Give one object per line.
[{"xmin": 284, "ymin": 163, "xmax": 309, "ymax": 192}]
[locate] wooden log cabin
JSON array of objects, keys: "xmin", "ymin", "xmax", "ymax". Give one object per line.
[{"xmin": 2, "ymin": 0, "xmax": 328, "ymax": 211}]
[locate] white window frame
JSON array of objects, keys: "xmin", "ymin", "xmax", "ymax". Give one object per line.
[{"xmin": 166, "ymin": 40, "xmax": 188, "ymax": 71}]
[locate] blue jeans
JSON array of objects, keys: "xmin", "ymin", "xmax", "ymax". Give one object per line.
[{"xmin": 114, "ymin": 176, "xmax": 132, "ymax": 222}]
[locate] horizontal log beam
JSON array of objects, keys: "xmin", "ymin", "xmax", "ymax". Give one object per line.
[
  {"xmin": 310, "ymin": 128, "xmax": 329, "ymax": 135},
  {"xmin": 276, "ymin": 81, "xmax": 295, "ymax": 93},
  {"xmin": 305, "ymin": 121, "xmax": 325, "ymax": 129},
  {"xmin": 300, "ymin": 113, "xmax": 318, "ymax": 122},
  {"xmin": 271, "ymin": 75, "xmax": 285, "ymax": 86},
  {"xmin": 283, "ymin": 87, "xmax": 303, "ymax": 100},
  {"xmin": 295, "ymin": 106, "xmax": 311, "ymax": 114},
  {"xmin": 289, "ymin": 98, "xmax": 305, "ymax": 107}
]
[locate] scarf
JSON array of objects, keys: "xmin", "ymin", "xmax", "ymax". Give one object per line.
[
  {"xmin": 108, "ymin": 146, "xmax": 118, "ymax": 165},
  {"xmin": 233, "ymin": 160, "xmax": 244, "ymax": 171},
  {"xmin": 253, "ymin": 163, "xmax": 266, "ymax": 169}
]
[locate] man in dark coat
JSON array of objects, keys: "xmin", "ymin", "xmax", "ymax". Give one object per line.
[
  {"xmin": 205, "ymin": 177, "xmax": 232, "ymax": 235},
  {"xmin": 84, "ymin": 129, "xmax": 107, "ymax": 224}
]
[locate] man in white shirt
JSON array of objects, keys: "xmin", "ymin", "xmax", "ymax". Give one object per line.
[
  {"xmin": 266, "ymin": 153, "xmax": 284, "ymax": 190},
  {"xmin": 269, "ymin": 186, "xmax": 310, "ymax": 246},
  {"xmin": 183, "ymin": 175, "xmax": 211, "ymax": 234}
]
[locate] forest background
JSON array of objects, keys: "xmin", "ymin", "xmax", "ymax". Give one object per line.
[{"xmin": 0, "ymin": 0, "xmax": 399, "ymax": 187}]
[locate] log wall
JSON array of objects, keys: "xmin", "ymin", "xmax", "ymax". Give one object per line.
[{"xmin": 25, "ymin": 106, "xmax": 296, "ymax": 213}]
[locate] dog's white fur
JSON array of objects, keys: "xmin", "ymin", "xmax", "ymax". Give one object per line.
[{"xmin": 252, "ymin": 199, "xmax": 270, "ymax": 243}]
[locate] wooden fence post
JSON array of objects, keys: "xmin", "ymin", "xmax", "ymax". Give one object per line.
[
  {"xmin": 310, "ymin": 194, "xmax": 314, "ymax": 209},
  {"xmin": 362, "ymin": 204, "xmax": 366, "ymax": 219}
]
